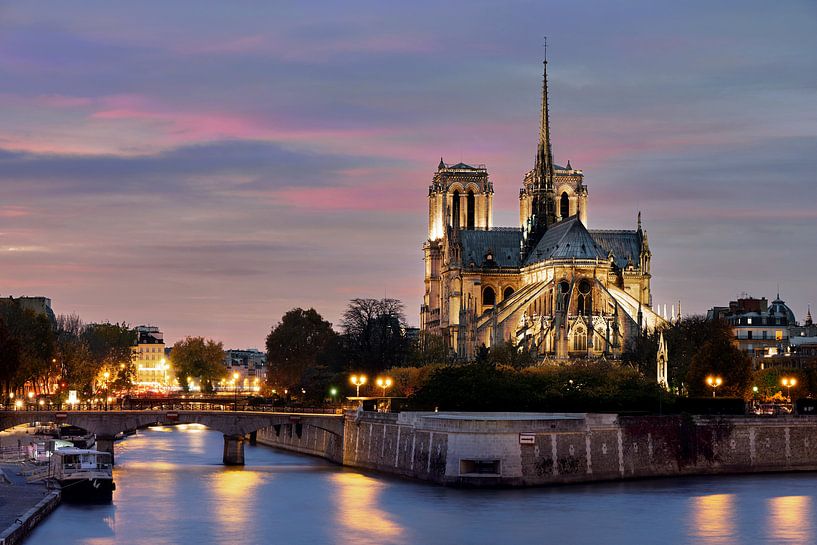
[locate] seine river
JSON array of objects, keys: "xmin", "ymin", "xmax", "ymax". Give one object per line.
[{"xmin": 27, "ymin": 424, "xmax": 817, "ymax": 545}]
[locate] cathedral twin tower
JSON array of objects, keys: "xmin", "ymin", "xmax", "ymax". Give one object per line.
[{"xmin": 421, "ymin": 51, "xmax": 664, "ymax": 361}]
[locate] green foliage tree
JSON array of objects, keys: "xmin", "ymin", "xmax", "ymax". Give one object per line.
[
  {"xmin": 0, "ymin": 318, "xmax": 22, "ymax": 397},
  {"xmin": 686, "ymin": 338, "xmax": 752, "ymax": 397},
  {"xmin": 55, "ymin": 314, "xmax": 96, "ymax": 396},
  {"xmin": 341, "ymin": 298, "xmax": 409, "ymax": 373},
  {"xmin": 265, "ymin": 308, "xmax": 338, "ymax": 389},
  {"xmin": 171, "ymin": 337, "xmax": 226, "ymax": 392},
  {"xmin": 408, "ymin": 332, "xmax": 452, "ymax": 366},
  {"xmin": 751, "ymin": 367, "xmax": 812, "ymax": 401},
  {"xmin": 409, "ymin": 360, "xmax": 668, "ymax": 413},
  {"xmin": 0, "ymin": 300, "xmax": 55, "ymax": 393},
  {"xmin": 83, "ymin": 322, "xmax": 135, "ymax": 368},
  {"xmin": 624, "ymin": 316, "xmax": 745, "ymax": 395},
  {"xmin": 488, "ymin": 340, "xmax": 535, "ymax": 369}
]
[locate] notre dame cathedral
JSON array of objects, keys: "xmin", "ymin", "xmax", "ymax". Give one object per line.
[{"xmin": 420, "ymin": 53, "xmax": 665, "ymax": 361}]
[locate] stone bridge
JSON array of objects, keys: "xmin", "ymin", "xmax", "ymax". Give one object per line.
[{"xmin": 0, "ymin": 410, "xmax": 344, "ymax": 465}]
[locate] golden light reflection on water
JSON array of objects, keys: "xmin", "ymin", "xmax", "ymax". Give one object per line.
[
  {"xmin": 768, "ymin": 496, "xmax": 813, "ymax": 544},
  {"xmin": 332, "ymin": 472, "xmax": 403, "ymax": 543},
  {"xmin": 689, "ymin": 494, "xmax": 735, "ymax": 544},
  {"xmin": 211, "ymin": 468, "xmax": 264, "ymax": 527}
]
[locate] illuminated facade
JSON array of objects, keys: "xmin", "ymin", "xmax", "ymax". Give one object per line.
[
  {"xmin": 223, "ymin": 349, "xmax": 266, "ymax": 392},
  {"xmin": 420, "ymin": 53, "xmax": 664, "ymax": 360},
  {"xmin": 131, "ymin": 325, "xmax": 171, "ymax": 388}
]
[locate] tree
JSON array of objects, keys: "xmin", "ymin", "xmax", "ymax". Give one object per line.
[
  {"xmin": 0, "ymin": 300, "xmax": 55, "ymax": 393},
  {"xmin": 623, "ymin": 316, "xmax": 743, "ymax": 395},
  {"xmin": 265, "ymin": 308, "xmax": 338, "ymax": 389},
  {"xmin": 170, "ymin": 337, "xmax": 225, "ymax": 392},
  {"xmin": 83, "ymin": 322, "xmax": 135, "ymax": 369},
  {"xmin": 341, "ymin": 298, "xmax": 409, "ymax": 373},
  {"xmin": 408, "ymin": 332, "xmax": 452, "ymax": 366},
  {"xmin": 55, "ymin": 314, "xmax": 96, "ymax": 396},
  {"xmin": 686, "ymin": 338, "xmax": 752, "ymax": 398},
  {"xmin": 0, "ymin": 318, "xmax": 21, "ymax": 397},
  {"xmin": 489, "ymin": 340, "xmax": 535, "ymax": 369}
]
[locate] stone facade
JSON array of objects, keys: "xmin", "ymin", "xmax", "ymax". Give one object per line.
[{"xmin": 420, "ymin": 55, "xmax": 663, "ymax": 360}]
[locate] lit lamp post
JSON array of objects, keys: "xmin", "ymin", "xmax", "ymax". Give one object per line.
[
  {"xmin": 376, "ymin": 377, "xmax": 393, "ymax": 398},
  {"xmin": 329, "ymin": 387, "xmax": 338, "ymax": 407},
  {"xmin": 781, "ymin": 377, "xmax": 797, "ymax": 403},
  {"xmin": 350, "ymin": 375, "xmax": 367, "ymax": 398},
  {"xmin": 706, "ymin": 376, "xmax": 723, "ymax": 398},
  {"xmin": 103, "ymin": 371, "xmax": 110, "ymax": 411},
  {"xmin": 233, "ymin": 371, "xmax": 240, "ymax": 411}
]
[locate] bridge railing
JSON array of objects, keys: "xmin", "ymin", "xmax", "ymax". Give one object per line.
[{"xmin": 0, "ymin": 401, "xmax": 343, "ymax": 415}]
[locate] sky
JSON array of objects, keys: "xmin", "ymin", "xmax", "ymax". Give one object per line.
[{"xmin": 1, "ymin": 1, "xmax": 815, "ymax": 348}]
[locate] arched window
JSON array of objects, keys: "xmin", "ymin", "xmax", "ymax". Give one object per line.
[
  {"xmin": 483, "ymin": 287, "xmax": 496, "ymax": 307},
  {"xmin": 467, "ymin": 190, "xmax": 475, "ymax": 229},
  {"xmin": 556, "ymin": 281, "xmax": 569, "ymax": 312},
  {"xmin": 503, "ymin": 286, "xmax": 514, "ymax": 300},
  {"xmin": 573, "ymin": 326, "xmax": 587, "ymax": 352},
  {"xmin": 452, "ymin": 190, "xmax": 460, "ymax": 228},
  {"xmin": 560, "ymin": 192, "xmax": 570, "ymax": 219},
  {"xmin": 578, "ymin": 280, "xmax": 592, "ymax": 315}
]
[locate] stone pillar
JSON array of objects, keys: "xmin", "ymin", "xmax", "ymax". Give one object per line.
[
  {"xmin": 96, "ymin": 435, "xmax": 116, "ymax": 465},
  {"xmin": 223, "ymin": 434, "xmax": 245, "ymax": 466}
]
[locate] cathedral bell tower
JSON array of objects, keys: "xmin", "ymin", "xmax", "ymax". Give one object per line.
[{"xmin": 421, "ymin": 159, "xmax": 493, "ymax": 335}]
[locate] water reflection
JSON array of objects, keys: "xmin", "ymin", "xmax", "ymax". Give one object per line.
[
  {"xmin": 768, "ymin": 496, "xmax": 812, "ymax": 544},
  {"xmin": 211, "ymin": 468, "xmax": 264, "ymax": 527},
  {"xmin": 332, "ymin": 472, "xmax": 403, "ymax": 544},
  {"xmin": 689, "ymin": 493, "xmax": 735, "ymax": 544}
]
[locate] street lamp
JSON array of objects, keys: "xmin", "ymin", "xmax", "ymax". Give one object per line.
[
  {"xmin": 706, "ymin": 376, "xmax": 723, "ymax": 398},
  {"xmin": 376, "ymin": 377, "xmax": 393, "ymax": 398},
  {"xmin": 103, "ymin": 371, "xmax": 110, "ymax": 411},
  {"xmin": 233, "ymin": 371, "xmax": 240, "ymax": 411},
  {"xmin": 350, "ymin": 375, "xmax": 367, "ymax": 397},
  {"xmin": 781, "ymin": 377, "xmax": 797, "ymax": 403},
  {"xmin": 329, "ymin": 387, "xmax": 338, "ymax": 406}
]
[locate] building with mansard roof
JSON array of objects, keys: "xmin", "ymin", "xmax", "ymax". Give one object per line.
[{"xmin": 420, "ymin": 53, "xmax": 665, "ymax": 361}]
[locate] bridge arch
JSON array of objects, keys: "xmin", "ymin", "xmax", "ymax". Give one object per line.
[{"xmin": 0, "ymin": 410, "xmax": 344, "ymax": 466}]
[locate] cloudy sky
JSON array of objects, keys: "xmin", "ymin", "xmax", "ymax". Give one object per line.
[{"xmin": 1, "ymin": 1, "xmax": 815, "ymax": 348}]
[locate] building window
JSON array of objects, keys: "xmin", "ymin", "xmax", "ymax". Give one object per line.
[
  {"xmin": 556, "ymin": 281, "xmax": 569, "ymax": 312},
  {"xmin": 747, "ymin": 318, "xmax": 753, "ymax": 325},
  {"xmin": 762, "ymin": 331, "xmax": 767, "ymax": 340},
  {"xmin": 573, "ymin": 327, "xmax": 587, "ymax": 351},
  {"xmin": 483, "ymin": 286, "xmax": 496, "ymax": 307},
  {"xmin": 560, "ymin": 192, "xmax": 569, "ymax": 219},
  {"xmin": 503, "ymin": 286, "xmax": 514, "ymax": 300},
  {"xmin": 577, "ymin": 280, "xmax": 592, "ymax": 315},
  {"xmin": 747, "ymin": 331, "xmax": 753, "ymax": 340},
  {"xmin": 452, "ymin": 190, "xmax": 460, "ymax": 229},
  {"xmin": 467, "ymin": 190, "xmax": 475, "ymax": 229}
]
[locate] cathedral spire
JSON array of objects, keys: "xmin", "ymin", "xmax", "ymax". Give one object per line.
[{"xmin": 534, "ymin": 37, "xmax": 555, "ymax": 192}]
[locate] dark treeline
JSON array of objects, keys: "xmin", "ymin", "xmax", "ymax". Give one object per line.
[{"xmin": 0, "ymin": 299, "xmax": 136, "ymax": 399}]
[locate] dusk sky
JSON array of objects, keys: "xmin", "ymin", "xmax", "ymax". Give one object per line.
[{"xmin": 1, "ymin": 1, "xmax": 815, "ymax": 348}]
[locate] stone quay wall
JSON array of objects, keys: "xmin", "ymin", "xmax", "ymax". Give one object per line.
[
  {"xmin": 256, "ymin": 421, "xmax": 343, "ymax": 464},
  {"xmin": 257, "ymin": 412, "xmax": 817, "ymax": 487}
]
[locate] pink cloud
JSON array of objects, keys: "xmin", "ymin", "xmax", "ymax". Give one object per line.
[
  {"xmin": 276, "ymin": 183, "xmax": 421, "ymax": 211},
  {"xmin": 0, "ymin": 206, "xmax": 32, "ymax": 218}
]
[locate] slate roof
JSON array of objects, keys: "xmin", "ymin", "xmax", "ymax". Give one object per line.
[
  {"xmin": 460, "ymin": 229, "xmax": 523, "ymax": 268},
  {"xmin": 524, "ymin": 216, "xmax": 608, "ymax": 266},
  {"xmin": 589, "ymin": 230, "xmax": 642, "ymax": 269}
]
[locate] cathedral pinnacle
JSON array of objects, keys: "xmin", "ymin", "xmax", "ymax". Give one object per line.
[{"xmin": 534, "ymin": 37, "xmax": 555, "ymax": 192}]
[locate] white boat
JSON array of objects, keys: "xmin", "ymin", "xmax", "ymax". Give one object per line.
[{"xmin": 48, "ymin": 448, "xmax": 115, "ymax": 502}]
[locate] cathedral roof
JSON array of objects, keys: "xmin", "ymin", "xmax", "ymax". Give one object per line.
[
  {"xmin": 460, "ymin": 229, "xmax": 523, "ymax": 268},
  {"xmin": 524, "ymin": 216, "xmax": 607, "ymax": 266},
  {"xmin": 589, "ymin": 230, "xmax": 643, "ymax": 270}
]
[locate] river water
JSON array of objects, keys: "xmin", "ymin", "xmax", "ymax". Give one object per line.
[{"xmin": 26, "ymin": 424, "xmax": 817, "ymax": 545}]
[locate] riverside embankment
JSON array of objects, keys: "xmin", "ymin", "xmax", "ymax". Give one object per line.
[{"xmin": 257, "ymin": 411, "xmax": 817, "ymax": 486}]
